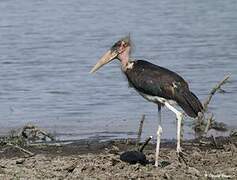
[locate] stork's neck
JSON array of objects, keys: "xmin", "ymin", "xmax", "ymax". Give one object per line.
[
  {"xmin": 120, "ymin": 59, "xmax": 134, "ymax": 72},
  {"xmin": 118, "ymin": 51, "xmax": 129, "ymax": 66},
  {"xmin": 118, "ymin": 47, "xmax": 132, "ymax": 71}
]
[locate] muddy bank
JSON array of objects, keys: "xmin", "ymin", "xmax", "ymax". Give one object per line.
[{"xmin": 0, "ymin": 136, "xmax": 237, "ymax": 179}]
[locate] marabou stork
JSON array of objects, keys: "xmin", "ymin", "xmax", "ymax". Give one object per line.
[{"xmin": 90, "ymin": 36, "xmax": 203, "ymax": 167}]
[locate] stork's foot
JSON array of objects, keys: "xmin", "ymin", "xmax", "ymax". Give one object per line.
[
  {"xmin": 152, "ymin": 160, "xmax": 171, "ymax": 168},
  {"xmin": 176, "ymin": 146, "xmax": 182, "ymax": 153},
  {"xmin": 176, "ymin": 147, "xmax": 188, "ymax": 164},
  {"xmin": 177, "ymin": 149, "xmax": 187, "ymax": 158}
]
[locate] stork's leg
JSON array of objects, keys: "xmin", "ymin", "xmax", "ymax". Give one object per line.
[
  {"xmin": 164, "ymin": 102, "xmax": 184, "ymax": 153},
  {"xmin": 155, "ymin": 104, "xmax": 162, "ymax": 167}
]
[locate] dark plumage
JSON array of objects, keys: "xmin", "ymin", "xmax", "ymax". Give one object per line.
[
  {"xmin": 125, "ymin": 60, "xmax": 203, "ymax": 118},
  {"xmin": 90, "ymin": 36, "xmax": 203, "ymax": 167}
]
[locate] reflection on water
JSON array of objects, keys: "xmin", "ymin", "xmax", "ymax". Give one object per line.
[{"xmin": 0, "ymin": 0, "xmax": 236, "ymax": 140}]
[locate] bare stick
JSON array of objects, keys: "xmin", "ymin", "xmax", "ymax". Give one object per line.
[
  {"xmin": 139, "ymin": 136, "xmax": 152, "ymax": 152},
  {"xmin": 203, "ymin": 75, "xmax": 230, "ymax": 112},
  {"xmin": 7, "ymin": 143, "xmax": 34, "ymax": 157},
  {"xmin": 136, "ymin": 114, "xmax": 145, "ymax": 147},
  {"xmin": 195, "ymin": 75, "xmax": 230, "ymax": 137},
  {"xmin": 64, "ymin": 161, "xmax": 78, "ymax": 173},
  {"xmin": 211, "ymin": 135, "xmax": 218, "ymax": 148},
  {"xmin": 204, "ymin": 113, "xmax": 214, "ymax": 134}
]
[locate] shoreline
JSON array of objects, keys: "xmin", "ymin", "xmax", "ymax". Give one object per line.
[{"xmin": 0, "ymin": 135, "xmax": 236, "ymax": 179}]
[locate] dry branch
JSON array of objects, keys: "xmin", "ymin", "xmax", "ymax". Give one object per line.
[
  {"xmin": 203, "ymin": 75, "xmax": 230, "ymax": 112},
  {"xmin": 211, "ymin": 135, "xmax": 218, "ymax": 148},
  {"xmin": 7, "ymin": 143, "xmax": 34, "ymax": 157},
  {"xmin": 136, "ymin": 114, "xmax": 145, "ymax": 147},
  {"xmin": 204, "ymin": 113, "xmax": 214, "ymax": 134},
  {"xmin": 139, "ymin": 136, "xmax": 152, "ymax": 152},
  {"xmin": 194, "ymin": 75, "xmax": 230, "ymax": 137}
]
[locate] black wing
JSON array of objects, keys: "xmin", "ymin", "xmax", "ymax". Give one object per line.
[{"xmin": 125, "ymin": 60, "xmax": 203, "ymax": 117}]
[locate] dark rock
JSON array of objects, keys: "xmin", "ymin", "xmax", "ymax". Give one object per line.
[
  {"xmin": 16, "ymin": 158, "xmax": 25, "ymax": 164},
  {"xmin": 120, "ymin": 151, "xmax": 149, "ymax": 165},
  {"xmin": 160, "ymin": 160, "xmax": 171, "ymax": 168}
]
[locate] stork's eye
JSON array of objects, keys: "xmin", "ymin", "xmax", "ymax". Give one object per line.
[{"xmin": 111, "ymin": 41, "xmax": 121, "ymax": 51}]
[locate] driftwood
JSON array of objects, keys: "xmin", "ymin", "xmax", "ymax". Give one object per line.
[
  {"xmin": 7, "ymin": 143, "xmax": 34, "ymax": 157},
  {"xmin": 0, "ymin": 124, "xmax": 55, "ymax": 157},
  {"xmin": 194, "ymin": 75, "xmax": 230, "ymax": 137},
  {"xmin": 139, "ymin": 136, "xmax": 152, "ymax": 152},
  {"xmin": 20, "ymin": 124, "xmax": 55, "ymax": 142},
  {"xmin": 136, "ymin": 114, "xmax": 145, "ymax": 147}
]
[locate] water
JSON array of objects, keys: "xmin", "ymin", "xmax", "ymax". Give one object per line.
[{"xmin": 0, "ymin": 0, "xmax": 236, "ymax": 140}]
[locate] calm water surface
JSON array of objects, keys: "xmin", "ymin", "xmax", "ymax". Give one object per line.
[{"xmin": 0, "ymin": 0, "xmax": 236, "ymax": 140}]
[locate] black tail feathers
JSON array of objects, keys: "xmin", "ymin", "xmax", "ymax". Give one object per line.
[{"xmin": 177, "ymin": 90, "xmax": 203, "ymax": 118}]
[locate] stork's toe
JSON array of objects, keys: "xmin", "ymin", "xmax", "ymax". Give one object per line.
[{"xmin": 176, "ymin": 148, "xmax": 188, "ymax": 164}]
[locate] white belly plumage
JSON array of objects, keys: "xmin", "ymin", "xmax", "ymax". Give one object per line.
[{"xmin": 139, "ymin": 92, "xmax": 177, "ymax": 106}]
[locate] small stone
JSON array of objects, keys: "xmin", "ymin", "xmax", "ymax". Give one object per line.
[
  {"xmin": 160, "ymin": 160, "xmax": 171, "ymax": 168},
  {"xmin": 187, "ymin": 167, "xmax": 200, "ymax": 177},
  {"xmin": 110, "ymin": 158, "xmax": 120, "ymax": 166},
  {"xmin": 192, "ymin": 151, "xmax": 202, "ymax": 161},
  {"xmin": 107, "ymin": 146, "xmax": 120, "ymax": 154},
  {"xmin": 132, "ymin": 164, "xmax": 140, "ymax": 171},
  {"xmin": 64, "ymin": 162, "xmax": 77, "ymax": 173},
  {"xmin": 163, "ymin": 173, "xmax": 170, "ymax": 179},
  {"xmin": 0, "ymin": 167, "xmax": 5, "ymax": 174},
  {"xmin": 80, "ymin": 165, "xmax": 87, "ymax": 172},
  {"xmin": 16, "ymin": 158, "xmax": 25, "ymax": 164}
]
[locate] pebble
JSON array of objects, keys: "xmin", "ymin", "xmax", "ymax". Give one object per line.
[
  {"xmin": 187, "ymin": 167, "xmax": 200, "ymax": 177},
  {"xmin": 16, "ymin": 158, "xmax": 25, "ymax": 164}
]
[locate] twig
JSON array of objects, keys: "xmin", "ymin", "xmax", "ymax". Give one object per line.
[
  {"xmin": 139, "ymin": 136, "xmax": 152, "ymax": 152},
  {"xmin": 204, "ymin": 113, "xmax": 214, "ymax": 134},
  {"xmin": 203, "ymin": 75, "xmax": 230, "ymax": 112},
  {"xmin": 64, "ymin": 161, "xmax": 78, "ymax": 173},
  {"xmin": 181, "ymin": 116, "xmax": 184, "ymax": 142},
  {"xmin": 7, "ymin": 143, "xmax": 34, "ymax": 157},
  {"xmin": 211, "ymin": 135, "xmax": 218, "ymax": 148},
  {"xmin": 136, "ymin": 114, "xmax": 145, "ymax": 147}
]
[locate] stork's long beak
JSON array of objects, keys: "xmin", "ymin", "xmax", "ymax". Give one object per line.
[{"xmin": 90, "ymin": 50, "xmax": 118, "ymax": 73}]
